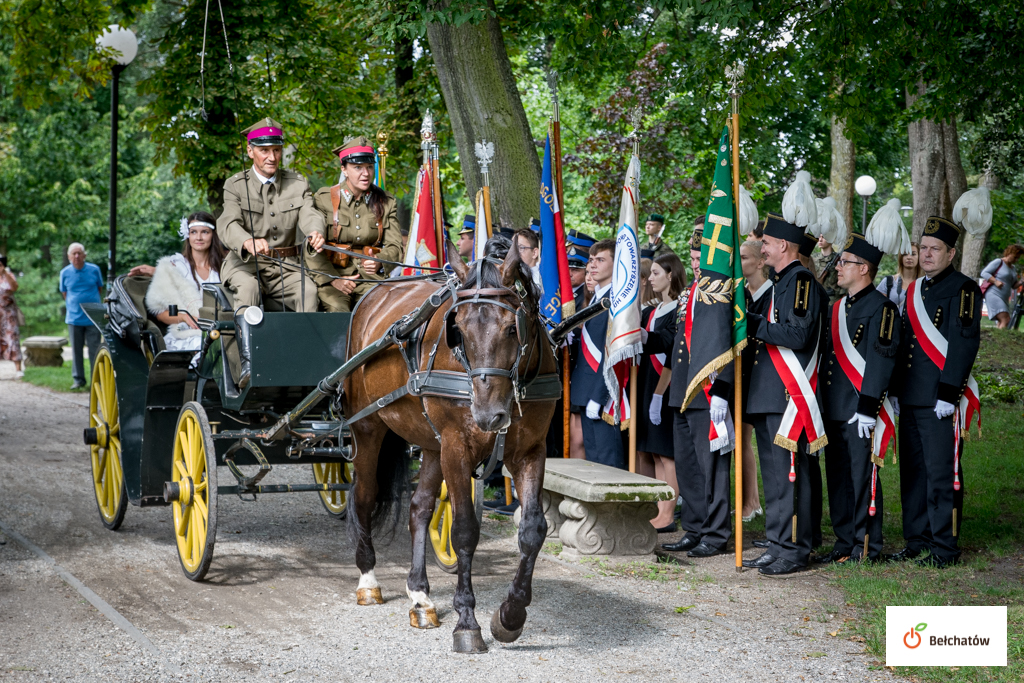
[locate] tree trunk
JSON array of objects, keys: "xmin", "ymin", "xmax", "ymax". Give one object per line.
[
  {"xmin": 426, "ymin": 4, "xmax": 541, "ymax": 230},
  {"xmin": 394, "ymin": 36, "xmax": 416, "ymax": 232},
  {"xmin": 960, "ymin": 166, "xmax": 1000, "ymax": 279},
  {"xmin": 940, "ymin": 117, "xmax": 968, "ymax": 268},
  {"xmin": 907, "ymin": 82, "xmax": 946, "ymax": 242},
  {"xmin": 828, "ymin": 114, "xmax": 856, "ymax": 235}
]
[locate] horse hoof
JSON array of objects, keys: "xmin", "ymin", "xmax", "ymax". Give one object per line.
[
  {"xmin": 452, "ymin": 628, "xmax": 487, "ymax": 654},
  {"xmin": 490, "ymin": 609, "xmax": 524, "ymax": 643},
  {"xmin": 356, "ymin": 587, "xmax": 383, "ymax": 605},
  {"xmin": 409, "ymin": 606, "xmax": 440, "ymax": 629}
]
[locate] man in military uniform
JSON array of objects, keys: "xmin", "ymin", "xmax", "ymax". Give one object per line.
[
  {"xmin": 640, "ymin": 214, "xmax": 676, "ymax": 258},
  {"xmin": 456, "ymin": 215, "xmax": 476, "ymax": 261},
  {"xmin": 307, "ymin": 136, "xmax": 403, "ymax": 312},
  {"xmin": 887, "ymin": 217, "xmax": 982, "ymax": 568},
  {"xmin": 819, "ymin": 234, "xmax": 901, "ymax": 564},
  {"xmin": 218, "ymin": 117, "xmax": 326, "ymax": 387},
  {"xmin": 742, "ymin": 214, "xmax": 827, "ymax": 575}
]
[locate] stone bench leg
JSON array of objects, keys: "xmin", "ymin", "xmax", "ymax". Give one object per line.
[
  {"xmin": 513, "ymin": 491, "xmax": 565, "ymax": 540},
  {"xmin": 557, "ymin": 498, "xmax": 659, "ymax": 560},
  {"xmin": 24, "ymin": 347, "xmax": 64, "ymax": 368}
]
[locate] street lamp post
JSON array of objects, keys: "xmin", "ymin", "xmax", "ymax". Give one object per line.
[
  {"xmin": 854, "ymin": 175, "xmax": 877, "ymax": 233},
  {"xmin": 95, "ymin": 25, "xmax": 138, "ymax": 286}
]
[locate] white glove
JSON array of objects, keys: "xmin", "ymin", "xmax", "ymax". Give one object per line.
[
  {"xmin": 649, "ymin": 394, "xmax": 663, "ymax": 426},
  {"xmin": 586, "ymin": 400, "xmax": 601, "ymax": 420},
  {"xmin": 890, "ymin": 397, "xmax": 900, "ymax": 417},
  {"xmin": 709, "ymin": 395, "xmax": 728, "ymax": 425},
  {"xmin": 640, "ymin": 328, "xmax": 649, "ymax": 343},
  {"xmin": 848, "ymin": 412, "xmax": 876, "ymax": 440},
  {"xmin": 934, "ymin": 399, "xmax": 956, "ymax": 420}
]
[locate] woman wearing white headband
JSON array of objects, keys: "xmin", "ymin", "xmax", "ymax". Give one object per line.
[{"xmin": 143, "ymin": 211, "xmax": 226, "ymax": 351}]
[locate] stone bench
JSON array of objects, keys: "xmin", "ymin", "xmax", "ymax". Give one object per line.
[
  {"xmin": 22, "ymin": 336, "xmax": 68, "ymax": 368},
  {"xmin": 507, "ymin": 459, "xmax": 675, "ymax": 562}
]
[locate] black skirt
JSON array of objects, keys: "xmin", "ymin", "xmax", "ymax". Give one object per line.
[{"xmin": 636, "ymin": 303, "xmax": 677, "ymax": 458}]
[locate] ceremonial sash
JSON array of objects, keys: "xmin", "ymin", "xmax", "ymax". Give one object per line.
[
  {"xmin": 830, "ymin": 297, "xmax": 896, "ymax": 466},
  {"xmin": 683, "ymin": 281, "xmax": 698, "ymax": 351},
  {"xmin": 905, "ymin": 279, "xmax": 981, "ymax": 436},
  {"xmin": 645, "ymin": 303, "xmax": 673, "ymax": 376},
  {"xmin": 581, "ymin": 323, "xmax": 602, "ymax": 373},
  {"xmin": 765, "ymin": 291, "xmax": 827, "ymax": 452}
]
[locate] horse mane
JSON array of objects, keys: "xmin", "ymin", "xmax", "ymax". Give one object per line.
[{"xmin": 461, "ymin": 235, "xmax": 539, "ymax": 310}]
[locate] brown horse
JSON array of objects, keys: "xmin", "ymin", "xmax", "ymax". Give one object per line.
[{"xmin": 342, "ymin": 237, "xmax": 557, "ymax": 653}]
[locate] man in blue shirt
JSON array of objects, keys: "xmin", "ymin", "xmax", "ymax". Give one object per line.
[{"xmin": 59, "ymin": 243, "xmax": 104, "ymax": 389}]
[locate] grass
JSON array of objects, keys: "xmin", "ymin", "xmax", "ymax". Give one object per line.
[{"xmin": 21, "ymin": 359, "xmax": 91, "ymax": 394}]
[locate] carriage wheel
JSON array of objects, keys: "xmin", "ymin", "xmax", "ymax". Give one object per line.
[
  {"xmin": 171, "ymin": 402, "xmax": 218, "ymax": 582},
  {"xmin": 429, "ymin": 478, "xmax": 484, "ymax": 574},
  {"xmin": 312, "ymin": 462, "xmax": 353, "ymax": 519},
  {"xmin": 89, "ymin": 347, "xmax": 127, "ymax": 530}
]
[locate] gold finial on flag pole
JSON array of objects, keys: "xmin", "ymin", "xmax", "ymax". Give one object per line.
[{"xmin": 376, "ymin": 129, "xmax": 389, "ymax": 190}]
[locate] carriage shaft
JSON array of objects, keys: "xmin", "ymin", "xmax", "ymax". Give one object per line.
[{"xmin": 216, "ymin": 483, "xmax": 351, "ymax": 495}]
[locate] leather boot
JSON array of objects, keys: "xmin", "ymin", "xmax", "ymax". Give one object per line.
[{"xmin": 234, "ymin": 309, "xmax": 254, "ymax": 389}]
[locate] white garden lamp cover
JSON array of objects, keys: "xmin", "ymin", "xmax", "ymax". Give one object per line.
[
  {"xmin": 854, "ymin": 175, "xmax": 877, "ymax": 197},
  {"xmin": 96, "ymin": 25, "xmax": 138, "ymax": 66}
]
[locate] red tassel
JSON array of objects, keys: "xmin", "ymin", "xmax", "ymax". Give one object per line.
[
  {"xmin": 953, "ymin": 410, "xmax": 962, "ymax": 491},
  {"xmin": 789, "ymin": 451, "xmax": 796, "ymax": 483},
  {"xmin": 869, "ymin": 464, "xmax": 877, "ymax": 517}
]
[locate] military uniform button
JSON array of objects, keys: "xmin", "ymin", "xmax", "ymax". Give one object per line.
[
  {"xmin": 754, "ymin": 361, "xmax": 758, "ymax": 365},
  {"xmin": 270, "ymin": 211, "xmax": 275, "ymax": 216},
  {"xmin": 827, "ymin": 381, "xmax": 831, "ymax": 385},
  {"xmin": 269, "ymin": 199, "xmax": 274, "ymax": 204},
  {"xmin": 907, "ymin": 363, "xmax": 912, "ymax": 368}
]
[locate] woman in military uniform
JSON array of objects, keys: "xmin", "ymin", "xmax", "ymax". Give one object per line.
[{"xmin": 308, "ymin": 136, "xmax": 403, "ymax": 312}]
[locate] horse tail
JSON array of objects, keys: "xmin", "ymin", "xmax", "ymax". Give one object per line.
[{"xmin": 348, "ymin": 429, "xmax": 410, "ymax": 543}]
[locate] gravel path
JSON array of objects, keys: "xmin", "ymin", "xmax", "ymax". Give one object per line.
[{"xmin": 0, "ymin": 367, "xmax": 900, "ymax": 682}]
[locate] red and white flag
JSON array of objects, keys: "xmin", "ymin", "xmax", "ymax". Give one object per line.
[{"xmin": 402, "ymin": 168, "xmax": 439, "ymax": 275}]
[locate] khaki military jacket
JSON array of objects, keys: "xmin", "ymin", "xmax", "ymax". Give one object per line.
[
  {"xmin": 218, "ymin": 167, "xmax": 325, "ymax": 268},
  {"xmin": 307, "ymin": 184, "xmax": 402, "ymax": 286},
  {"xmin": 640, "ymin": 237, "xmax": 676, "ymax": 258}
]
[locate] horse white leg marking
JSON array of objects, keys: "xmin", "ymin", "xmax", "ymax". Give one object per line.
[
  {"xmin": 406, "ymin": 585, "xmax": 434, "ymax": 609},
  {"xmin": 358, "ymin": 570, "xmax": 379, "ymax": 590}
]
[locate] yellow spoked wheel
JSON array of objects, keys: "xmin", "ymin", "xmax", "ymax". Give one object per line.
[
  {"xmin": 89, "ymin": 347, "xmax": 127, "ymax": 530},
  {"xmin": 312, "ymin": 461, "xmax": 353, "ymax": 519},
  {"xmin": 171, "ymin": 401, "xmax": 218, "ymax": 582},
  {"xmin": 429, "ymin": 478, "xmax": 484, "ymax": 574}
]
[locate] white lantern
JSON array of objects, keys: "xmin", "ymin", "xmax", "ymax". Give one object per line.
[
  {"xmin": 96, "ymin": 25, "xmax": 138, "ymax": 66},
  {"xmin": 854, "ymin": 175, "xmax": 877, "ymax": 197}
]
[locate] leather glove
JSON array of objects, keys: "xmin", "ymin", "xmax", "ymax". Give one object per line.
[
  {"xmin": 848, "ymin": 412, "xmax": 876, "ymax": 440},
  {"xmin": 890, "ymin": 397, "xmax": 900, "ymax": 417},
  {"xmin": 649, "ymin": 394, "xmax": 663, "ymax": 426},
  {"xmin": 586, "ymin": 400, "xmax": 601, "ymax": 420},
  {"xmin": 640, "ymin": 328, "xmax": 649, "ymax": 344},
  {"xmin": 934, "ymin": 399, "xmax": 956, "ymax": 420},
  {"xmin": 709, "ymin": 395, "xmax": 728, "ymax": 425}
]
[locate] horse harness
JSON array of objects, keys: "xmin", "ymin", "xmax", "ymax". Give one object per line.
[{"xmin": 344, "ymin": 259, "xmax": 562, "ymax": 479}]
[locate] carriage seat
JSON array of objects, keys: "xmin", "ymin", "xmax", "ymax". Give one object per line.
[{"xmin": 106, "ymin": 275, "xmax": 166, "ymax": 355}]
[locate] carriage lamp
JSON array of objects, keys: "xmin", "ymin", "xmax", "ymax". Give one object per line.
[
  {"xmin": 855, "ymin": 175, "xmax": 877, "ymax": 232},
  {"xmin": 96, "ymin": 25, "xmax": 138, "ymax": 287}
]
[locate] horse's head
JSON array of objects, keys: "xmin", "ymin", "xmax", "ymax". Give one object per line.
[{"xmin": 445, "ymin": 237, "xmax": 537, "ymax": 433}]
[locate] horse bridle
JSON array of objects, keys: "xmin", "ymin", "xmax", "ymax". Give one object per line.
[{"xmin": 443, "ymin": 258, "xmax": 534, "ymax": 396}]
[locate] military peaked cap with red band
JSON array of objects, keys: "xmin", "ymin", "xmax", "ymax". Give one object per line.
[
  {"xmin": 242, "ymin": 117, "xmax": 285, "ymax": 147},
  {"xmin": 332, "ymin": 135, "xmax": 375, "ymax": 165}
]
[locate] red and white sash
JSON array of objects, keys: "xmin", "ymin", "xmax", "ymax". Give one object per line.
[
  {"xmin": 582, "ymin": 323, "xmax": 602, "ymax": 373},
  {"xmin": 645, "ymin": 302, "xmax": 674, "ymax": 376},
  {"xmin": 830, "ymin": 297, "xmax": 896, "ymax": 465},
  {"xmin": 905, "ymin": 278, "xmax": 981, "ymax": 436},
  {"xmin": 766, "ymin": 291, "xmax": 827, "ymax": 452}
]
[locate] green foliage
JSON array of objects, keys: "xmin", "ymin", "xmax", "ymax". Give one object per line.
[{"xmin": 22, "ymin": 360, "xmax": 91, "ymax": 393}]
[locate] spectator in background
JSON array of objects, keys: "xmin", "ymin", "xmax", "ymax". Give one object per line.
[
  {"xmin": 639, "ymin": 257, "xmax": 656, "ymax": 306},
  {"xmin": 739, "ymin": 239, "xmax": 769, "ymax": 522},
  {"xmin": 813, "ymin": 234, "xmax": 845, "ymax": 305},
  {"xmin": 877, "ymin": 242, "xmax": 922, "ymax": 311},
  {"xmin": 979, "ymin": 244, "xmax": 1023, "ymax": 329},
  {"xmin": 513, "ymin": 229, "xmax": 542, "ymax": 290},
  {"xmin": 0, "ymin": 255, "xmax": 25, "ymax": 378},
  {"xmin": 59, "ymin": 243, "xmax": 104, "ymax": 389}
]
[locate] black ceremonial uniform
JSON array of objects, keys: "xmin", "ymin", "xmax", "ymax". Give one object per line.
[
  {"xmin": 746, "ymin": 259, "xmax": 825, "ymax": 568},
  {"xmin": 569, "ymin": 285, "xmax": 625, "ymax": 469},
  {"xmin": 820, "ymin": 287, "xmax": 901, "ymax": 561},
  {"xmin": 891, "ymin": 262, "xmax": 981, "ymax": 564}
]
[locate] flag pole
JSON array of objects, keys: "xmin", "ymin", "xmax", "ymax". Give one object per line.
[
  {"xmin": 727, "ymin": 63, "xmax": 745, "ymax": 572},
  {"xmin": 376, "ymin": 130, "xmax": 389, "ymax": 191},
  {"xmin": 430, "ymin": 139, "xmax": 446, "ymax": 266},
  {"xmin": 549, "ymin": 72, "xmax": 573, "ymax": 459},
  {"xmin": 628, "ymin": 107, "xmax": 642, "ymax": 474}
]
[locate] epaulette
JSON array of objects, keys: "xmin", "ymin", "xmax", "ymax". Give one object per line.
[
  {"xmin": 957, "ymin": 281, "xmax": 978, "ymax": 335},
  {"xmin": 792, "ymin": 270, "xmax": 813, "ymax": 317},
  {"xmin": 875, "ymin": 300, "xmax": 898, "ymax": 355}
]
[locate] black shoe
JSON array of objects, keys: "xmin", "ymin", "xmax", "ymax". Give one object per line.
[
  {"xmin": 661, "ymin": 535, "xmax": 701, "ymax": 552},
  {"xmin": 884, "ymin": 547, "xmax": 922, "ymax": 563},
  {"xmin": 752, "ymin": 539, "xmax": 770, "ymax": 549},
  {"xmin": 916, "ymin": 553, "xmax": 958, "ymax": 569},
  {"xmin": 759, "ymin": 558, "xmax": 807, "ymax": 576},
  {"xmin": 71, "ymin": 381, "xmax": 86, "ymax": 390},
  {"xmin": 483, "ymin": 497, "xmax": 506, "ymax": 509},
  {"xmin": 742, "ymin": 552, "xmax": 777, "ymax": 569},
  {"xmin": 687, "ymin": 541, "xmax": 725, "ymax": 558},
  {"xmin": 234, "ymin": 309, "xmax": 254, "ymax": 389},
  {"xmin": 493, "ymin": 500, "xmax": 519, "ymax": 516},
  {"xmin": 655, "ymin": 522, "xmax": 678, "ymax": 534},
  {"xmin": 816, "ymin": 548, "xmax": 853, "ymax": 565}
]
